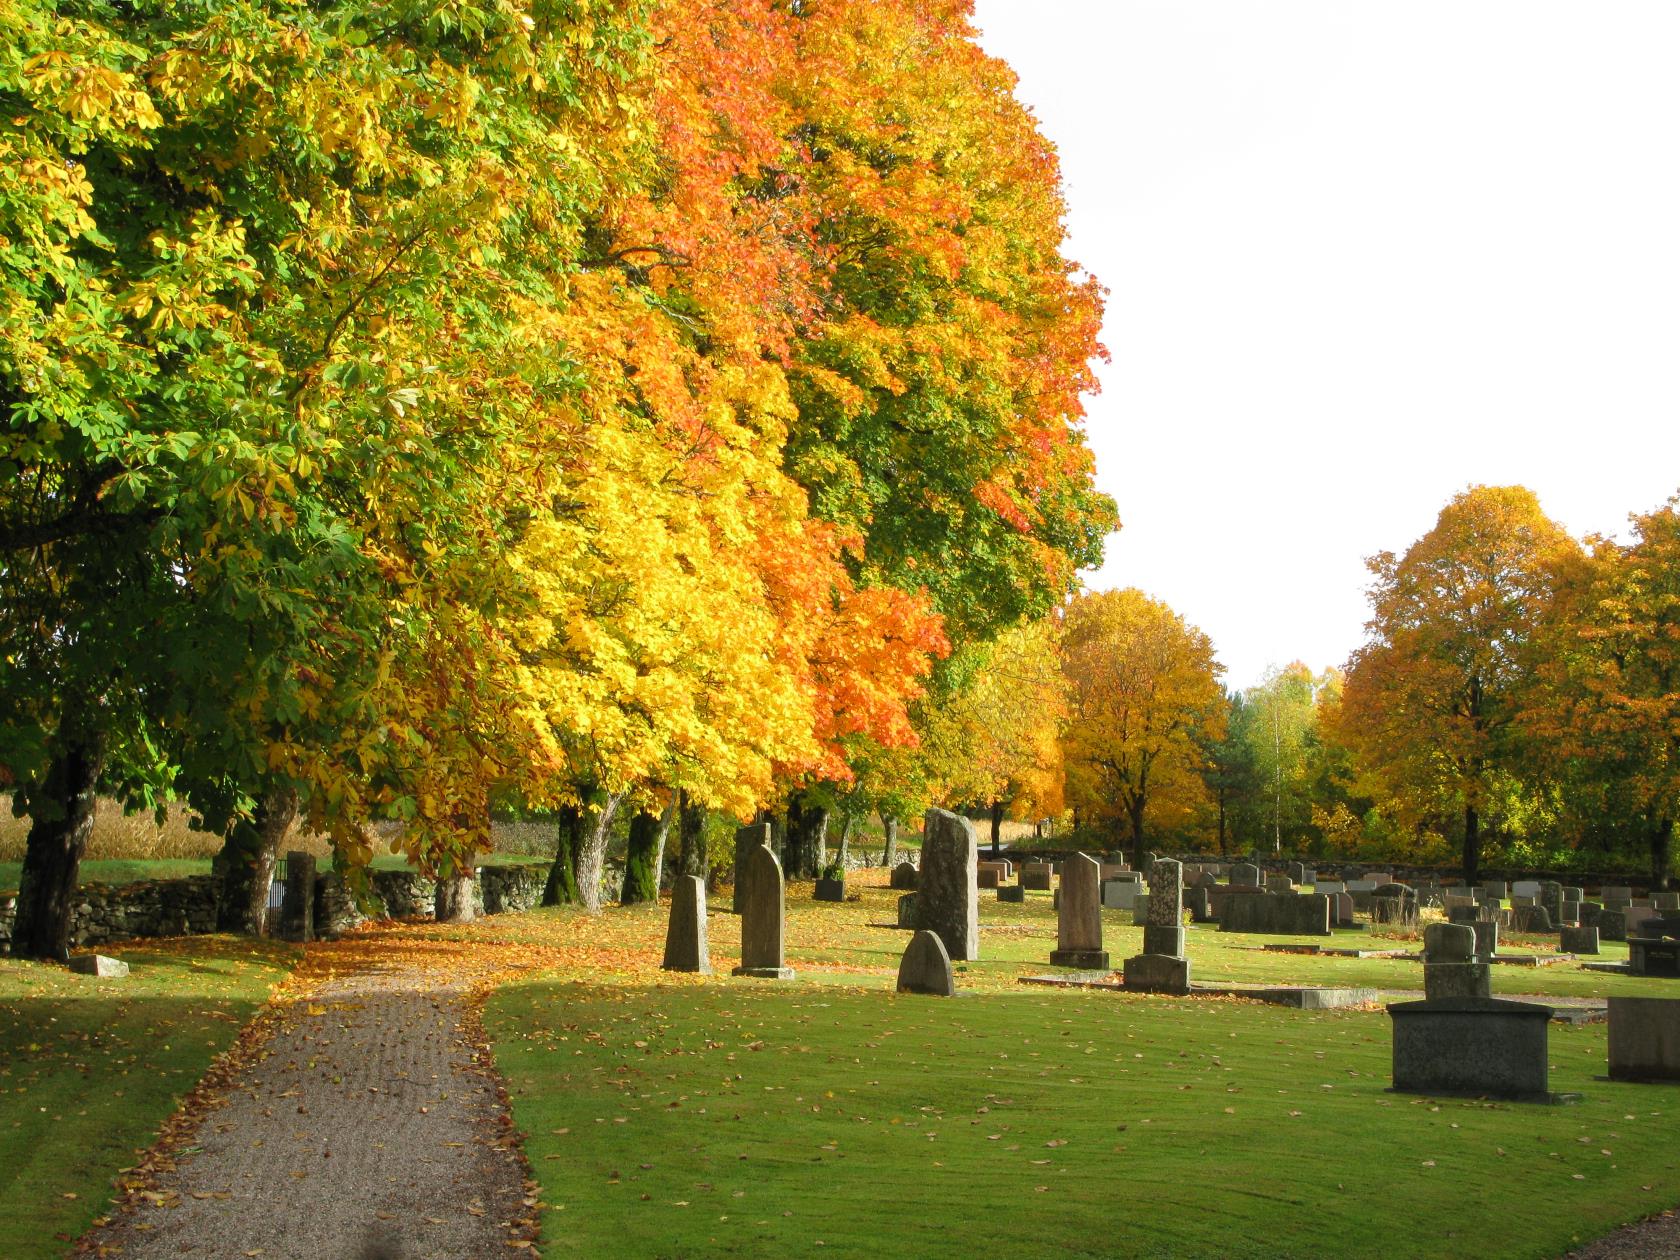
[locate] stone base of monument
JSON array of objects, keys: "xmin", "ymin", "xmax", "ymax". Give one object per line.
[
  {"xmin": 814, "ymin": 878, "xmax": 845, "ymax": 902},
  {"xmin": 1388, "ymin": 997, "xmax": 1577, "ymax": 1102},
  {"xmin": 1122, "ymin": 953, "xmax": 1190, "ymax": 995},
  {"xmin": 1050, "ymin": 948, "xmax": 1110, "ymax": 969},
  {"xmin": 68, "ymin": 954, "xmax": 129, "ymax": 978},
  {"xmin": 997, "ymin": 885, "xmax": 1025, "ymax": 903},
  {"xmin": 732, "ymin": 965, "xmax": 796, "ymax": 980},
  {"xmin": 1607, "ymin": 996, "xmax": 1680, "ymax": 1081}
]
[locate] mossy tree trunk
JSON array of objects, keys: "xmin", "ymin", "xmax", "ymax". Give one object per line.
[
  {"xmin": 621, "ymin": 806, "xmax": 667, "ymax": 905},
  {"xmin": 575, "ymin": 791, "xmax": 624, "ymax": 912},
  {"xmin": 880, "ymin": 814, "xmax": 898, "ymax": 868},
  {"xmin": 11, "ymin": 715, "xmax": 107, "ymax": 961},
  {"xmin": 543, "ymin": 804, "xmax": 585, "ymax": 906},
  {"xmin": 676, "ymin": 790, "xmax": 707, "ymax": 882},
  {"xmin": 213, "ymin": 785, "xmax": 300, "ymax": 935}
]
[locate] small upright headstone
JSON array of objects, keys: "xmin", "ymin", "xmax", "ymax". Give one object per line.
[
  {"xmin": 733, "ymin": 823, "xmax": 772, "ymax": 914},
  {"xmin": 282, "ymin": 849, "xmax": 316, "ymax": 942},
  {"xmin": 1471, "ymin": 919, "xmax": 1498, "ymax": 960},
  {"xmin": 732, "ymin": 844, "xmax": 793, "ymax": 980},
  {"xmin": 1422, "ymin": 922, "xmax": 1489, "ymax": 1001},
  {"xmin": 897, "ymin": 930, "xmax": 955, "ymax": 997},
  {"xmin": 1050, "ymin": 853, "xmax": 1107, "ymax": 969},
  {"xmin": 661, "ymin": 876, "xmax": 712, "ymax": 974},
  {"xmin": 1231, "ymin": 862, "xmax": 1261, "ymax": 888},
  {"xmin": 1288, "ymin": 861, "xmax": 1311, "ymax": 886},
  {"xmin": 1561, "ymin": 924, "xmax": 1600, "ymax": 955},
  {"xmin": 897, "ymin": 893, "xmax": 919, "ymax": 928},
  {"xmin": 1021, "ymin": 862, "xmax": 1054, "ymax": 891},
  {"xmin": 890, "ymin": 861, "xmax": 918, "ymax": 891},
  {"xmin": 919, "ymin": 808, "xmax": 980, "ymax": 961},
  {"xmin": 1124, "ymin": 858, "xmax": 1190, "ymax": 994}
]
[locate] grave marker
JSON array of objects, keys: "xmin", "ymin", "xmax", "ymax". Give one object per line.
[
  {"xmin": 661, "ymin": 876, "xmax": 711, "ymax": 974},
  {"xmin": 732, "ymin": 843, "xmax": 794, "ymax": 980}
]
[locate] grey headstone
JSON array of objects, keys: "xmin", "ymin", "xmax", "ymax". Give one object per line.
[
  {"xmin": 1608, "ymin": 997, "xmax": 1680, "ymax": 1080},
  {"xmin": 733, "ymin": 823, "xmax": 772, "ymax": 914},
  {"xmin": 732, "ymin": 844, "xmax": 793, "ymax": 979},
  {"xmin": 1122, "ymin": 952, "xmax": 1191, "ymax": 994},
  {"xmin": 1051, "ymin": 852, "xmax": 1106, "ymax": 968},
  {"xmin": 1231, "ymin": 862, "xmax": 1261, "ymax": 888},
  {"xmin": 1561, "ymin": 924, "xmax": 1600, "ymax": 955},
  {"xmin": 890, "ymin": 861, "xmax": 918, "ymax": 890},
  {"xmin": 896, "ymin": 930, "xmax": 955, "ymax": 996},
  {"xmin": 1020, "ymin": 862, "xmax": 1054, "ymax": 891},
  {"xmin": 1471, "ymin": 919, "xmax": 1498, "ymax": 960},
  {"xmin": 897, "ymin": 893, "xmax": 919, "ymax": 928},
  {"xmin": 1424, "ymin": 922, "xmax": 1476, "ymax": 962},
  {"xmin": 1142, "ymin": 925, "xmax": 1184, "ymax": 957},
  {"xmin": 282, "ymin": 849, "xmax": 316, "ymax": 942},
  {"xmin": 661, "ymin": 876, "xmax": 711, "ymax": 974},
  {"xmin": 919, "ymin": 808, "xmax": 979, "ymax": 961},
  {"xmin": 67, "ymin": 954, "xmax": 128, "ymax": 978},
  {"xmin": 1148, "ymin": 858, "xmax": 1183, "ymax": 925},
  {"xmin": 1389, "ymin": 998, "xmax": 1553, "ymax": 1098},
  {"xmin": 1333, "ymin": 892, "xmax": 1356, "ymax": 926}
]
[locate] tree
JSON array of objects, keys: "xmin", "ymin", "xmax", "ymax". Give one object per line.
[
  {"xmin": 1059, "ymin": 590, "xmax": 1225, "ymax": 866},
  {"xmin": 1337, "ymin": 486, "xmax": 1583, "ymax": 882}
]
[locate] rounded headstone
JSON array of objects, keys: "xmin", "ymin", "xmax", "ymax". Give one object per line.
[
  {"xmin": 897, "ymin": 929, "xmax": 955, "ymax": 996},
  {"xmin": 1423, "ymin": 922, "xmax": 1476, "ymax": 962}
]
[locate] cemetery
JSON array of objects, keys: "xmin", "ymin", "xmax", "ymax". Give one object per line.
[{"xmin": 10, "ymin": 832, "xmax": 1680, "ymax": 1258}]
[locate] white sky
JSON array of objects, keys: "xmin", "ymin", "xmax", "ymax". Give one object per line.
[{"xmin": 970, "ymin": 0, "xmax": 1680, "ymax": 689}]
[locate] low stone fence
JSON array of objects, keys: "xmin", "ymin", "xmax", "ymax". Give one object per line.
[{"xmin": 0, "ymin": 861, "xmax": 549, "ymax": 954}]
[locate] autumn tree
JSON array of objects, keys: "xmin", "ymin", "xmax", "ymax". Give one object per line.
[
  {"xmin": 1059, "ymin": 590, "xmax": 1225, "ymax": 866},
  {"xmin": 1336, "ymin": 486, "xmax": 1584, "ymax": 882}
]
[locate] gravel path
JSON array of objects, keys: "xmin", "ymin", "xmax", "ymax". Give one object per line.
[
  {"xmin": 80, "ymin": 938, "xmax": 537, "ymax": 1259},
  {"xmin": 1565, "ymin": 1211, "xmax": 1680, "ymax": 1260}
]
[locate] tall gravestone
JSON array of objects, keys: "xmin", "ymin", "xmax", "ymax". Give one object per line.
[
  {"xmin": 732, "ymin": 843, "xmax": 793, "ymax": 980},
  {"xmin": 662, "ymin": 876, "xmax": 711, "ymax": 974},
  {"xmin": 1050, "ymin": 852, "xmax": 1107, "ymax": 969},
  {"xmin": 733, "ymin": 823, "xmax": 772, "ymax": 914},
  {"xmin": 1124, "ymin": 858, "xmax": 1190, "ymax": 994},
  {"xmin": 919, "ymin": 808, "xmax": 980, "ymax": 961}
]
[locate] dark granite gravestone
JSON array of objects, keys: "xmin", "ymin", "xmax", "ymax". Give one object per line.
[
  {"xmin": 732, "ymin": 843, "xmax": 794, "ymax": 980},
  {"xmin": 1021, "ymin": 862, "xmax": 1054, "ymax": 891},
  {"xmin": 1422, "ymin": 922, "xmax": 1489, "ymax": 1001},
  {"xmin": 920, "ymin": 808, "xmax": 979, "ymax": 961},
  {"xmin": 890, "ymin": 861, "xmax": 918, "ymax": 891},
  {"xmin": 1219, "ymin": 892, "xmax": 1332, "ymax": 937},
  {"xmin": 897, "ymin": 893, "xmax": 919, "ymax": 928},
  {"xmin": 1388, "ymin": 997, "xmax": 1555, "ymax": 1100},
  {"xmin": 1051, "ymin": 853, "xmax": 1107, "ymax": 969},
  {"xmin": 1231, "ymin": 862, "xmax": 1261, "ymax": 888},
  {"xmin": 733, "ymin": 823, "xmax": 772, "ymax": 914},
  {"xmin": 1123, "ymin": 859, "xmax": 1190, "ymax": 994},
  {"xmin": 661, "ymin": 876, "xmax": 711, "ymax": 974},
  {"xmin": 1629, "ymin": 917, "xmax": 1680, "ymax": 977},
  {"xmin": 997, "ymin": 884, "xmax": 1025, "ymax": 904},
  {"xmin": 1561, "ymin": 924, "xmax": 1600, "ymax": 955},
  {"xmin": 1608, "ymin": 997, "xmax": 1680, "ymax": 1081},
  {"xmin": 897, "ymin": 930, "xmax": 955, "ymax": 996}
]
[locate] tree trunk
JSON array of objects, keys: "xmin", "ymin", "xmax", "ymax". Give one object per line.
[
  {"xmin": 621, "ymin": 808, "xmax": 663, "ymax": 905},
  {"xmin": 785, "ymin": 799, "xmax": 827, "ymax": 879},
  {"xmin": 1462, "ymin": 803, "xmax": 1480, "ymax": 885},
  {"xmin": 835, "ymin": 813, "xmax": 854, "ymax": 872},
  {"xmin": 676, "ymin": 790, "xmax": 708, "ymax": 882},
  {"xmin": 814, "ymin": 807, "xmax": 830, "ymax": 874},
  {"xmin": 1127, "ymin": 795, "xmax": 1147, "ymax": 873},
  {"xmin": 989, "ymin": 799, "xmax": 1004, "ymax": 857},
  {"xmin": 434, "ymin": 868, "xmax": 476, "ymax": 923},
  {"xmin": 650, "ymin": 796, "xmax": 676, "ymax": 892},
  {"xmin": 1651, "ymin": 816, "xmax": 1674, "ymax": 891},
  {"xmin": 1216, "ymin": 787, "xmax": 1229, "ymax": 857},
  {"xmin": 880, "ymin": 814, "xmax": 898, "ymax": 867},
  {"xmin": 213, "ymin": 785, "xmax": 300, "ymax": 935},
  {"xmin": 575, "ymin": 792, "xmax": 624, "ymax": 912},
  {"xmin": 543, "ymin": 805, "xmax": 585, "ymax": 906},
  {"xmin": 11, "ymin": 724, "xmax": 108, "ymax": 960}
]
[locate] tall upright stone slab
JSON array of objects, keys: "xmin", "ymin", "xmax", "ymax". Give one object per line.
[
  {"xmin": 281, "ymin": 850, "xmax": 316, "ymax": 942},
  {"xmin": 1124, "ymin": 858, "xmax": 1190, "ymax": 994},
  {"xmin": 732, "ymin": 844, "xmax": 793, "ymax": 980},
  {"xmin": 662, "ymin": 876, "xmax": 711, "ymax": 974},
  {"xmin": 732, "ymin": 823, "xmax": 772, "ymax": 914},
  {"xmin": 919, "ymin": 808, "xmax": 979, "ymax": 961},
  {"xmin": 1050, "ymin": 852, "xmax": 1107, "ymax": 969}
]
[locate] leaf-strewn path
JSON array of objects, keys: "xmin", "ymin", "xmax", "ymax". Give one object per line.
[{"xmin": 79, "ymin": 932, "xmax": 540, "ymax": 1260}]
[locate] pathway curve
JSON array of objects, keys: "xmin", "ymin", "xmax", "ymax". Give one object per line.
[{"xmin": 79, "ymin": 931, "xmax": 539, "ymax": 1260}]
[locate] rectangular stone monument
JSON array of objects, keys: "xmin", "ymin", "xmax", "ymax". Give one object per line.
[
  {"xmin": 282, "ymin": 849, "xmax": 316, "ymax": 942},
  {"xmin": 1218, "ymin": 893, "xmax": 1332, "ymax": 937},
  {"xmin": 1288, "ymin": 862, "xmax": 1311, "ymax": 886},
  {"xmin": 1389, "ymin": 998, "xmax": 1554, "ymax": 1099},
  {"xmin": 1315, "ymin": 880, "xmax": 1346, "ymax": 896},
  {"xmin": 661, "ymin": 876, "xmax": 711, "ymax": 974},
  {"xmin": 1608, "ymin": 997, "xmax": 1680, "ymax": 1081},
  {"xmin": 1333, "ymin": 891, "xmax": 1356, "ymax": 927},
  {"xmin": 1101, "ymin": 878, "xmax": 1144, "ymax": 911},
  {"xmin": 997, "ymin": 883, "xmax": 1025, "ymax": 904},
  {"xmin": 1471, "ymin": 919, "xmax": 1498, "ymax": 960},
  {"xmin": 897, "ymin": 893, "xmax": 919, "ymax": 928},
  {"xmin": 1512, "ymin": 880, "xmax": 1542, "ymax": 898},
  {"xmin": 1231, "ymin": 862, "xmax": 1261, "ymax": 888},
  {"xmin": 732, "ymin": 823, "xmax": 772, "ymax": 914},
  {"xmin": 732, "ymin": 843, "xmax": 794, "ymax": 980},
  {"xmin": 1051, "ymin": 853, "xmax": 1108, "ymax": 969},
  {"xmin": 1561, "ymin": 924, "xmax": 1599, "ymax": 955},
  {"xmin": 1482, "ymin": 880, "xmax": 1508, "ymax": 900},
  {"xmin": 67, "ymin": 954, "xmax": 128, "ymax": 978},
  {"xmin": 1021, "ymin": 863, "xmax": 1054, "ymax": 891},
  {"xmin": 920, "ymin": 808, "xmax": 979, "ymax": 961}
]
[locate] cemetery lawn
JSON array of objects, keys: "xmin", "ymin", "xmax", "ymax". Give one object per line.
[
  {"xmin": 0, "ymin": 936, "xmax": 297, "ymax": 1259},
  {"xmin": 0, "ymin": 858, "xmax": 213, "ymax": 894},
  {"xmin": 478, "ymin": 878, "xmax": 1680, "ymax": 1259}
]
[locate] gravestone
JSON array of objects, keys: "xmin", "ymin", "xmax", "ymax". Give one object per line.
[
  {"xmin": 1658, "ymin": 892, "xmax": 1680, "ymax": 911},
  {"xmin": 661, "ymin": 876, "xmax": 711, "ymax": 974},
  {"xmin": 897, "ymin": 893, "xmax": 919, "ymax": 928},
  {"xmin": 976, "ymin": 866, "xmax": 1002, "ymax": 889},
  {"xmin": 733, "ymin": 823, "xmax": 772, "ymax": 914},
  {"xmin": 1219, "ymin": 892, "xmax": 1332, "ymax": 937},
  {"xmin": 1482, "ymin": 880, "xmax": 1508, "ymax": 900},
  {"xmin": 1471, "ymin": 919, "xmax": 1498, "ymax": 960},
  {"xmin": 1021, "ymin": 863, "xmax": 1054, "ymax": 891},
  {"xmin": 1389, "ymin": 998, "xmax": 1554, "ymax": 1100},
  {"xmin": 1608, "ymin": 997, "xmax": 1680, "ymax": 1081},
  {"xmin": 1101, "ymin": 878, "xmax": 1144, "ymax": 911},
  {"xmin": 1629, "ymin": 917, "xmax": 1680, "ymax": 977},
  {"xmin": 732, "ymin": 843, "xmax": 794, "ymax": 980},
  {"xmin": 1231, "ymin": 862, "xmax": 1261, "ymax": 888},
  {"xmin": 1142, "ymin": 858, "xmax": 1185, "ymax": 958},
  {"xmin": 1051, "ymin": 853, "xmax": 1108, "ymax": 969},
  {"xmin": 282, "ymin": 849, "xmax": 316, "ymax": 942},
  {"xmin": 1512, "ymin": 879, "xmax": 1542, "ymax": 898},
  {"xmin": 890, "ymin": 861, "xmax": 918, "ymax": 890},
  {"xmin": 1315, "ymin": 879, "xmax": 1346, "ymax": 896},
  {"xmin": 997, "ymin": 883, "xmax": 1025, "ymax": 904},
  {"xmin": 1597, "ymin": 911, "xmax": 1627, "ymax": 943},
  {"xmin": 1265, "ymin": 874, "xmax": 1295, "ymax": 895},
  {"xmin": 1288, "ymin": 862, "xmax": 1311, "ymax": 886},
  {"xmin": 920, "ymin": 808, "xmax": 980, "ymax": 961},
  {"xmin": 896, "ymin": 930, "xmax": 955, "ymax": 997},
  {"xmin": 1333, "ymin": 891, "xmax": 1356, "ymax": 927},
  {"xmin": 1422, "ymin": 922, "xmax": 1489, "ymax": 1000},
  {"xmin": 1186, "ymin": 886, "xmax": 1214, "ymax": 923},
  {"xmin": 1561, "ymin": 924, "xmax": 1600, "ymax": 955},
  {"xmin": 1124, "ymin": 859, "xmax": 1190, "ymax": 994},
  {"xmin": 1515, "ymin": 904, "xmax": 1553, "ymax": 933},
  {"xmin": 1131, "ymin": 896, "xmax": 1151, "ymax": 927},
  {"xmin": 67, "ymin": 954, "xmax": 128, "ymax": 978}
]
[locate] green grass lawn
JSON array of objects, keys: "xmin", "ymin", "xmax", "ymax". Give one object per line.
[
  {"xmin": 0, "ymin": 937, "xmax": 296, "ymax": 1259},
  {"xmin": 0, "ymin": 858, "xmax": 214, "ymax": 895},
  {"xmin": 479, "ymin": 879, "xmax": 1680, "ymax": 1259}
]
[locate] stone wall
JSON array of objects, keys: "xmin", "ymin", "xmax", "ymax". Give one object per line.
[{"xmin": 0, "ymin": 862, "xmax": 550, "ymax": 954}]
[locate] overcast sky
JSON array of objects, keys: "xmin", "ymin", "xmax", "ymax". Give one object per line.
[{"xmin": 970, "ymin": 0, "xmax": 1680, "ymax": 689}]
